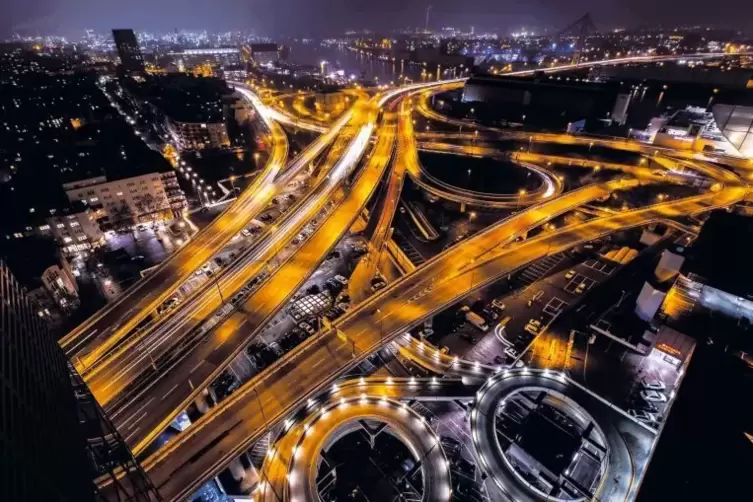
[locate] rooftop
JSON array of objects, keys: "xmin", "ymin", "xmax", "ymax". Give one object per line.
[
  {"xmin": 127, "ymin": 73, "xmax": 229, "ymax": 123},
  {"xmin": 682, "ymin": 210, "xmax": 753, "ymax": 301}
]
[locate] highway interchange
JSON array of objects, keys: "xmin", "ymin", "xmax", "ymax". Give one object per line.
[{"xmin": 66, "ymin": 54, "xmax": 753, "ymax": 501}]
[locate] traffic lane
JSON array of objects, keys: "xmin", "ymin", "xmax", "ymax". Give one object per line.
[
  {"xmin": 139, "ymin": 186, "xmax": 744, "ymax": 496},
  {"xmin": 88, "ymin": 193, "xmax": 320, "ymax": 406},
  {"xmin": 96, "ymin": 113, "xmax": 376, "ymax": 408},
  {"xmin": 122, "ymin": 119, "xmax": 397, "ymax": 453},
  {"xmin": 64, "ymin": 152, "xmax": 288, "ymax": 366}
]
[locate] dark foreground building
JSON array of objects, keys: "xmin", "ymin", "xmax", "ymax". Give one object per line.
[
  {"xmin": 0, "ymin": 261, "xmax": 159, "ymax": 501},
  {"xmin": 112, "ymin": 29, "xmax": 145, "ymax": 73}
]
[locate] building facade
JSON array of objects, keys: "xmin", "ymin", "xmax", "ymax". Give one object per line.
[
  {"xmin": 63, "ymin": 171, "xmax": 187, "ymax": 229},
  {"xmin": 40, "ymin": 204, "xmax": 106, "ymax": 255},
  {"xmin": 169, "ymin": 47, "xmax": 242, "ymax": 73},
  {"xmin": 112, "ymin": 29, "xmax": 145, "ymax": 73},
  {"xmin": 167, "ymin": 119, "xmax": 230, "ymax": 149},
  {"xmin": 0, "ymin": 261, "xmax": 159, "ymax": 501},
  {"xmin": 712, "ymin": 103, "xmax": 753, "ymax": 158},
  {"xmin": 248, "ymin": 43, "xmax": 279, "ymax": 66}
]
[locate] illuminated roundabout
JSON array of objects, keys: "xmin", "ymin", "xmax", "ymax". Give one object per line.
[
  {"xmin": 254, "ymin": 370, "xmax": 649, "ymax": 502},
  {"xmin": 471, "ymin": 371, "xmax": 631, "ymax": 502},
  {"xmin": 257, "ymin": 378, "xmax": 464, "ymax": 502}
]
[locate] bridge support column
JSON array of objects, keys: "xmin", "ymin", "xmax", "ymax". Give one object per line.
[
  {"xmin": 460, "ymin": 202, "xmax": 467, "ymax": 213},
  {"xmin": 228, "ymin": 458, "xmax": 246, "ymax": 482},
  {"xmin": 194, "ymin": 390, "xmax": 211, "ymax": 414},
  {"xmin": 239, "ymin": 463, "xmax": 260, "ymax": 492}
]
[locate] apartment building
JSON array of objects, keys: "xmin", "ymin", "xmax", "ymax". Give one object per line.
[
  {"xmin": 167, "ymin": 119, "xmax": 230, "ymax": 150},
  {"xmin": 63, "ymin": 171, "xmax": 187, "ymax": 229},
  {"xmin": 34, "ymin": 202, "xmax": 106, "ymax": 255}
]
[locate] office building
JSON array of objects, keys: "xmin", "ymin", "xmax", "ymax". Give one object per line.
[
  {"xmin": 248, "ymin": 43, "xmax": 279, "ymax": 66},
  {"xmin": 0, "ymin": 261, "xmax": 158, "ymax": 501},
  {"xmin": 712, "ymin": 102, "xmax": 753, "ymax": 158},
  {"xmin": 169, "ymin": 47, "xmax": 242, "ymax": 73},
  {"xmin": 112, "ymin": 29, "xmax": 145, "ymax": 73},
  {"xmin": 63, "ymin": 171, "xmax": 187, "ymax": 229},
  {"xmin": 461, "ymin": 74, "xmax": 630, "ymax": 128}
]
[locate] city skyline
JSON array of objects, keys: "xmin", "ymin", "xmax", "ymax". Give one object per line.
[
  {"xmin": 5, "ymin": 0, "xmax": 753, "ymax": 39},
  {"xmin": 2, "ymin": 6, "xmax": 753, "ymax": 500}
]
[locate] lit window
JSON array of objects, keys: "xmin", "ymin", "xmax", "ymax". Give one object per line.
[
  {"xmin": 56, "ymin": 223, "xmax": 65, "ymax": 228},
  {"xmin": 63, "ymin": 237, "xmax": 72, "ymax": 243},
  {"xmin": 38, "ymin": 225, "xmax": 50, "ymax": 231},
  {"xmin": 78, "ymin": 236, "xmax": 87, "ymax": 242},
  {"xmin": 90, "ymin": 197, "xmax": 99, "ymax": 203},
  {"xmin": 69, "ymin": 221, "xmax": 80, "ymax": 227}
]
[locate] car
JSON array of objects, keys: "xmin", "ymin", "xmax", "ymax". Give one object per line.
[
  {"xmin": 565, "ymin": 269, "xmax": 576, "ymax": 279},
  {"xmin": 524, "ymin": 320, "xmax": 541, "ymax": 335},
  {"xmin": 333, "ymin": 275, "xmax": 349, "ymax": 286},
  {"xmin": 440, "ymin": 346, "xmax": 450, "ymax": 354},
  {"xmin": 241, "ymin": 229, "xmax": 251, "ymax": 237},
  {"xmin": 458, "ymin": 305, "xmax": 471, "ymax": 314},
  {"xmin": 440, "ymin": 436, "xmax": 462, "ymax": 459},
  {"xmin": 325, "ymin": 250, "xmax": 341, "ymax": 260},
  {"xmin": 299, "ymin": 322, "xmax": 316, "ymax": 335},
  {"xmin": 629, "ymin": 409, "xmax": 658, "ymax": 424},
  {"xmin": 459, "ymin": 333, "xmax": 476, "ymax": 344},
  {"xmin": 494, "ymin": 355, "xmax": 506, "ymax": 365},
  {"xmin": 491, "ymin": 299, "xmax": 506, "ymax": 312},
  {"xmin": 504, "ymin": 347, "xmax": 520, "ymax": 359},
  {"xmin": 630, "ymin": 400, "xmax": 659, "ymax": 413},
  {"xmin": 639, "ymin": 390, "xmax": 667, "ymax": 403},
  {"xmin": 231, "ymin": 293, "xmax": 245, "ymax": 305},
  {"xmin": 137, "ymin": 224, "xmax": 147, "ymax": 232},
  {"xmin": 370, "ymin": 277, "xmax": 387, "ymax": 291},
  {"xmin": 337, "ymin": 302, "xmax": 351, "ymax": 312},
  {"xmin": 399, "ymin": 206, "xmax": 406, "ymax": 214},
  {"xmin": 417, "ymin": 328, "xmax": 434, "ymax": 338},
  {"xmin": 482, "ymin": 307, "xmax": 499, "ymax": 320},
  {"xmin": 575, "ymin": 282, "xmax": 587, "ymax": 294},
  {"xmin": 641, "ymin": 379, "xmax": 666, "ymax": 391}
]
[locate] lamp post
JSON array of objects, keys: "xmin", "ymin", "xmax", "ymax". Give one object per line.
[
  {"xmin": 229, "ymin": 175, "xmax": 236, "ymax": 193},
  {"xmin": 518, "ymin": 188, "xmax": 527, "ymax": 209}
]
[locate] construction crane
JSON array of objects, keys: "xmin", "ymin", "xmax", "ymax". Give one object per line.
[{"xmin": 555, "ymin": 13, "xmax": 597, "ymax": 65}]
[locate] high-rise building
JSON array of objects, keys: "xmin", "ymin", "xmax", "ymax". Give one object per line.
[
  {"xmin": 0, "ymin": 261, "xmax": 159, "ymax": 501},
  {"xmin": 112, "ymin": 29, "xmax": 145, "ymax": 73}
]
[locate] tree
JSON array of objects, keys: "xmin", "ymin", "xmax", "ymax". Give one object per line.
[
  {"xmin": 134, "ymin": 193, "xmax": 169, "ymax": 222},
  {"xmin": 111, "ymin": 204, "xmax": 134, "ymax": 230}
]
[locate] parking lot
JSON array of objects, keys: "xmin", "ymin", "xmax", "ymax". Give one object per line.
[{"xmin": 418, "ymin": 248, "xmax": 626, "ymax": 370}]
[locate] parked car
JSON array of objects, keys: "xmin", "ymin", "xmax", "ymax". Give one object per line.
[
  {"xmin": 333, "ymin": 275, "xmax": 349, "ymax": 286},
  {"xmin": 575, "ymin": 282, "xmax": 587, "ymax": 294},
  {"xmin": 629, "ymin": 409, "xmax": 658, "ymax": 424},
  {"xmin": 565, "ymin": 269, "xmax": 576, "ymax": 279},
  {"xmin": 299, "ymin": 322, "xmax": 316, "ymax": 335},
  {"xmin": 641, "ymin": 379, "xmax": 666, "ymax": 391},
  {"xmin": 504, "ymin": 347, "xmax": 520, "ymax": 359},
  {"xmin": 639, "ymin": 390, "xmax": 667, "ymax": 403},
  {"xmin": 370, "ymin": 276, "xmax": 387, "ymax": 292},
  {"xmin": 491, "ymin": 299, "xmax": 506, "ymax": 312}
]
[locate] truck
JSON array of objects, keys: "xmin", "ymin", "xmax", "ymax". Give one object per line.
[{"xmin": 465, "ymin": 311, "xmax": 489, "ymax": 332}]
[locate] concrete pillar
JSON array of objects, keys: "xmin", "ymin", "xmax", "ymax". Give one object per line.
[
  {"xmin": 194, "ymin": 390, "xmax": 210, "ymax": 414},
  {"xmin": 239, "ymin": 464, "xmax": 260, "ymax": 493},
  {"xmin": 228, "ymin": 458, "xmax": 246, "ymax": 482},
  {"xmin": 459, "ymin": 202, "xmax": 466, "ymax": 213}
]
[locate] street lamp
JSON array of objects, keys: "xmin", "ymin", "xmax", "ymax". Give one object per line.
[
  {"xmin": 230, "ymin": 175, "xmax": 237, "ymax": 193},
  {"xmin": 518, "ymin": 188, "xmax": 527, "ymax": 209},
  {"xmin": 375, "ymin": 308, "xmax": 383, "ymax": 342}
]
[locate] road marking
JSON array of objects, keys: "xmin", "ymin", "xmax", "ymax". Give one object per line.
[
  {"xmin": 161, "ymin": 384, "xmax": 179, "ymax": 401},
  {"xmin": 128, "ymin": 412, "xmax": 147, "ymax": 430},
  {"xmin": 189, "ymin": 361, "xmax": 204, "ymax": 374}
]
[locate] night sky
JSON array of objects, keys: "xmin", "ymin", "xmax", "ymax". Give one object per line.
[{"xmin": 4, "ymin": 0, "xmax": 752, "ymax": 38}]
